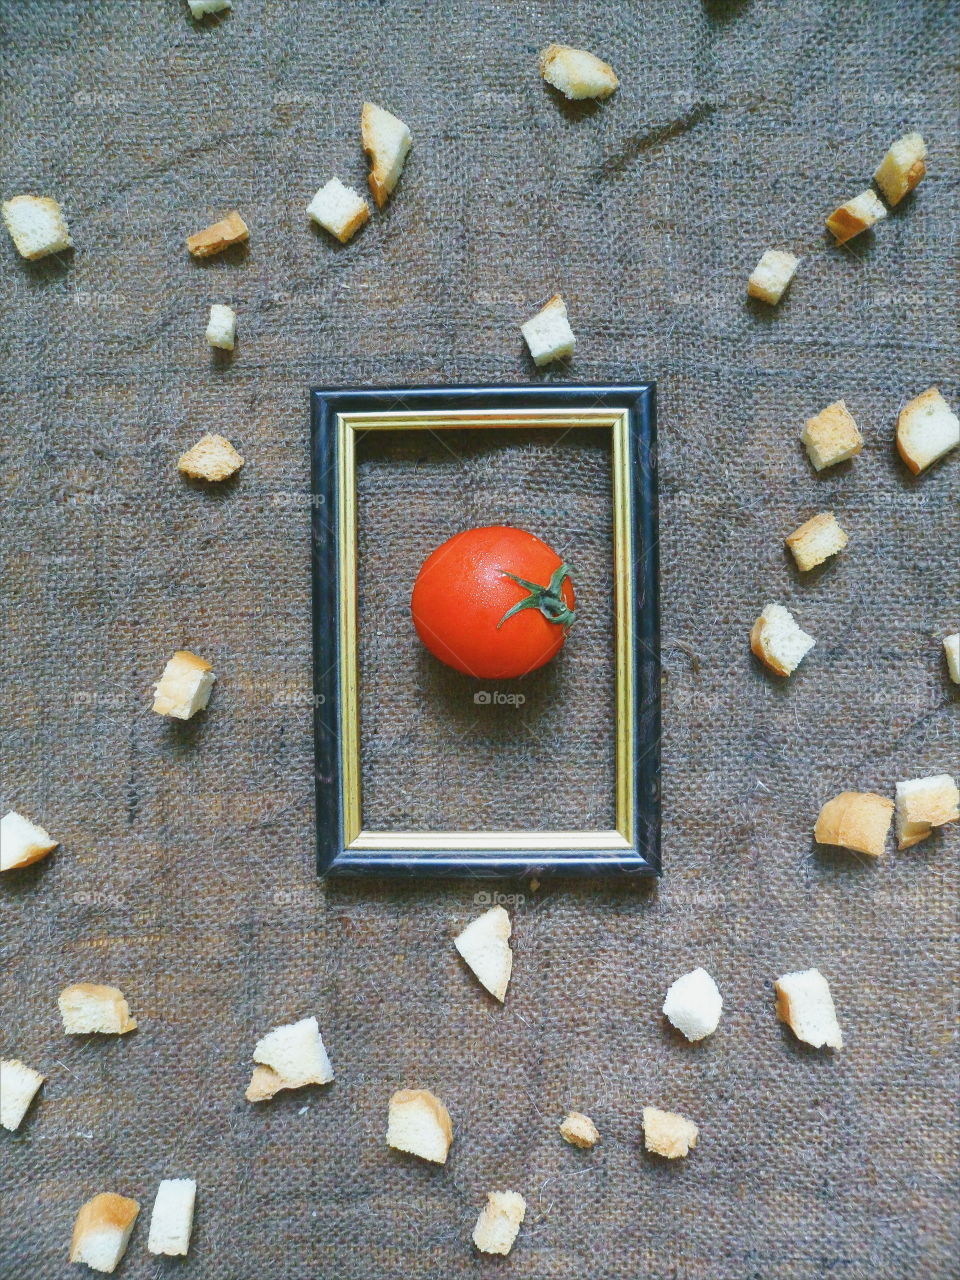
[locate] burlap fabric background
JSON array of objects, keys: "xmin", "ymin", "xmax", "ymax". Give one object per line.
[{"xmin": 1, "ymin": 2, "xmax": 958, "ymax": 1277}]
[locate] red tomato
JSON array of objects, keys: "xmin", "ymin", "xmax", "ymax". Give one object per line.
[{"xmin": 411, "ymin": 525, "xmax": 576, "ymax": 679}]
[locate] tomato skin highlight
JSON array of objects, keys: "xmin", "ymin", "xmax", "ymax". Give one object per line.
[{"xmin": 410, "ymin": 525, "xmax": 576, "ymax": 679}]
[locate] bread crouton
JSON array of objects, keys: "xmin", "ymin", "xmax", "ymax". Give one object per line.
[
  {"xmin": 750, "ymin": 603, "xmax": 815, "ymax": 677},
  {"xmin": 814, "ymin": 790, "xmax": 894, "ymax": 857},
  {"xmin": 205, "ymin": 304, "xmax": 236, "ymax": 350},
  {"xmin": 521, "ymin": 293, "xmax": 576, "ymax": 366},
  {"xmin": 642, "ymin": 1106, "xmax": 699, "ymax": 1159},
  {"xmin": 386, "ymin": 1088, "xmax": 452, "ymax": 1164},
  {"xmin": 662, "ymin": 967, "xmax": 723, "ymax": 1041},
  {"xmin": 361, "ymin": 102, "xmax": 411, "ymax": 208},
  {"xmin": 774, "ymin": 967, "xmax": 842, "ymax": 1049},
  {"xmin": 69, "ymin": 1193, "xmax": 140, "ymax": 1273},
  {"xmin": 0, "ymin": 1058, "xmax": 45, "ymax": 1130},
  {"xmin": 152, "ymin": 650, "xmax": 215, "ymax": 720},
  {"xmin": 826, "ymin": 189, "xmax": 887, "ymax": 243},
  {"xmin": 895, "ymin": 775, "xmax": 960, "ymax": 849},
  {"xmin": 188, "ymin": 0, "xmax": 231, "ymax": 15},
  {"xmin": 801, "ymin": 400, "xmax": 863, "ymax": 470},
  {"xmin": 874, "ymin": 132, "xmax": 926, "ymax": 206},
  {"xmin": 186, "ymin": 210, "xmax": 248, "ymax": 258},
  {"xmin": 539, "ymin": 44, "xmax": 619, "ymax": 99},
  {"xmin": 178, "ymin": 432, "xmax": 244, "ymax": 482},
  {"xmin": 944, "ymin": 634, "xmax": 960, "ymax": 685},
  {"xmin": 2, "ymin": 194, "xmax": 72, "ymax": 260},
  {"xmin": 248, "ymin": 1015, "xmax": 333, "ymax": 1096},
  {"xmin": 58, "ymin": 983, "xmax": 137, "ymax": 1035},
  {"xmin": 896, "ymin": 388, "xmax": 959, "ymax": 475},
  {"xmin": 559, "ymin": 1110, "xmax": 599, "ymax": 1148},
  {"xmin": 785, "ymin": 512, "xmax": 848, "ymax": 572},
  {"xmin": 1, "ymin": 809, "xmax": 59, "ymax": 872},
  {"xmin": 147, "ymin": 1178, "xmax": 196, "ymax": 1257},
  {"xmin": 307, "ymin": 178, "xmax": 370, "ymax": 243},
  {"xmin": 454, "ymin": 905, "xmax": 513, "ymax": 1001},
  {"xmin": 747, "ymin": 250, "xmax": 799, "ymax": 304},
  {"xmin": 472, "ymin": 1191, "xmax": 526, "ymax": 1255}
]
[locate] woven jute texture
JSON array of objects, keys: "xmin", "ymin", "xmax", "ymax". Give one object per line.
[{"xmin": 1, "ymin": 2, "xmax": 958, "ymax": 1278}]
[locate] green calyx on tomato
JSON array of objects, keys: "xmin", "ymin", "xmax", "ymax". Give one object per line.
[{"xmin": 496, "ymin": 563, "xmax": 577, "ymax": 632}]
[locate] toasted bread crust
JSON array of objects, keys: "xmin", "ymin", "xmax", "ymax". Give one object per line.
[
  {"xmin": 814, "ymin": 791, "xmax": 894, "ymax": 857},
  {"xmin": 186, "ymin": 211, "xmax": 248, "ymax": 257},
  {"xmin": 69, "ymin": 1193, "xmax": 140, "ymax": 1263}
]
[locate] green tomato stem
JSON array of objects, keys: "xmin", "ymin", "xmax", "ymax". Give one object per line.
[{"xmin": 496, "ymin": 563, "xmax": 577, "ymax": 632}]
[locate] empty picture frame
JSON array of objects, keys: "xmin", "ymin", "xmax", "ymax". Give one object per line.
[{"xmin": 310, "ymin": 383, "xmax": 659, "ymax": 877}]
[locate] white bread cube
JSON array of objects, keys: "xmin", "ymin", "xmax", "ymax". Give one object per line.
[
  {"xmin": 814, "ymin": 791, "xmax": 894, "ymax": 858},
  {"xmin": 874, "ymin": 132, "xmax": 926, "ymax": 206},
  {"xmin": 944, "ymin": 634, "xmax": 960, "ymax": 685},
  {"xmin": 69, "ymin": 1193, "xmax": 140, "ymax": 1273},
  {"xmin": 205, "ymin": 304, "xmax": 236, "ymax": 350},
  {"xmin": 747, "ymin": 250, "xmax": 798, "ymax": 304},
  {"xmin": 307, "ymin": 178, "xmax": 370, "ymax": 243},
  {"xmin": 58, "ymin": 983, "xmax": 137, "ymax": 1035},
  {"xmin": 2, "ymin": 194, "xmax": 72, "ymax": 260},
  {"xmin": 662, "ymin": 967, "xmax": 723, "ymax": 1041},
  {"xmin": 785, "ymin": 511, "xmax": 848, "ymax": 572},
  {"xmin": 559, "ymin": 1110, "xmax": 599, "ymax": 1148},
  {"xmin": 386, "ymin": 1088, "xmax": 452, "ymax": 1164},
  {"xmin": 801, "ymin": 400, "xmax": 863, "ymax": 470},
  {"xmin": 895, "ymin": 775, "xmax": 960, "ymax": 849},
  {"xmin": 186, "ymin": 210, "xmax": 248, "ymax": 257},
  {"xmin": 472, "ymin": 1191, "xmax": 526, "ymax": 1255},
  {"xmin": 521, "ymin": 293, "xmax": 576, "ymax": 366},
  {"xmin": 826, "ymin": 189, "xmax": 887, "ymax": 243},
  {"xmin": 774, "ymin": 968, "xmax": 842, "ymax": 1049},
  {"xmin": 454, "ymin": 905, "xmax": 512, "ymax": 1001},
  {"xmin": 539, "ymin": 44, "xmax": 619, "ymax": 99},
  {"xmin": 0, "ymin": 1058, "xmax": 45, "ymax": 1130},
  {"xmin": 750, "ymin": 603, "xmax": 815, "ymax": 677},
  {"xmin": 147, "ymin": 1178, "xmax": 196, "ymax": 1256},
  {"xmin": 1, "ymin": 809, "xmax": 59, "ymax": 872},
  {"xmin": 361, "ymin": 102, "xmax": 411, "ymax": 208},
  {"xmin": 188, "ymin": 0, "xmax": 231, "ymax": 15},
  {"xmin": 642, "ymin": 1107, "xmax": 699, "ymax": 1159},
  {"xmin": 896, "ymin": 387, "xmax": 959, "ymax": 475},
  {"xmin": 178, "ymin": 433, "xmax": 244, "ymax": 482},
  {"xmin": 248, "ymin": 1015, "xmax": 333, "ymax": 1098},
  {"xmin": 152, "ymin": 650, "xmax": 216, "ymax": 719}
]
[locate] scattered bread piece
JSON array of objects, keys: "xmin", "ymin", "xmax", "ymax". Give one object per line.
[
  {"xmin": 361, "ymin": 102, "xmax": 412, "ymax": 208},
  {"xmin": 205, "ymin": 303, "xmax": 236, "ymax": 350},
  {"xmin": 801, "ymin": 400, "xmax": 863, "ymax": 470},
  {"xmin": 896, "ymin": 387, "xmax": 959, "ymax": 475},
  {"xmin": 539, "ymin": 44, "xmax": 619, "ymax": 100},
  {"xmin": 521, "ymin": 293, "xmax": 576, "ymax": 366},
  {"xmin": 58, "ymin": 983, "xmax": 137, "ymax": 1035},
  {"xmin": 188, "ymin": 0, "xmax": 231, "ymax": 15},
  {"xmin": 472, "ymin": 1191, "xmax": 526, "ymax": 1256},
  {"xmin": 559, "ymin": 1110, "xmax": 599, "ymax": 1149},
  {"xmin": 814, "ymin": 790, "xmax": 894, "ymax": 857},
  {"xmin": 147, "ymin": 1178, "xmax": 196, "ymax": 1257},
  {"xmin": 454, "ymin": 905, "xmax": 513, "ymax": 1001},
  {"xmin": 386, "ymin": 1088, "xmax": 453, "ymax": 1164},
  {"xmin": 895, "ymin": 775, "xmax": 960, "ymax": 849},
  {"xmin": 178, "ymin": 432, "xmax": 244, "ymax": 482},
  {"xmin": 2, "ymin": 194, "xmax": 72, "ymax": 260},
  {"xmin": 874, "ymin": 131, "xmax": 926, "ymax": 206},
  {"xmin": 747, "ymin": 250, "xmax": 798, "ymax": 305},
  {"xmin": 186, "ymin": 210, "xmax": 248, "ymax": 258},
  {"xmin": 750, "ymin": 603, "xmax": 815, "ymax": 677},
  {"xmin": 642, "ymin": 1106, "xmax": 699, "ymax": 1159},
  {"xmin": 307, "ymin": 178, "xmax": 370, "ymax": 243},
  {"xmin": 1, "ymin": 809, "xmax": 59, "ymax": 872},
  {"xmin": 826, "ymin": 189, "xmax": 887, "ymax": 243},
  {"xmin": 944, "ymin": 634, "xmax": 960, "ymax": 685},
  {"xmin": 662, "ymin": 967, "xmax": 723, "ymax": 1041},
  {"xmin": 774, "ymin": 967, "xmax": 842, "ymax": 1049},
  {"xmin": 785, "ymin": 511, "xmax": 848, "ymax": 572},
  {"xmin": 250, "ymin": 1015, "xmax": 333, "ymax": 1094},
  {"xmin": 69, "ymin": 1193, "xmax": 140, "ymax": 1274},
  {"xmin": 0, "ymin": 1058, "xmax": 45, "ymax": 1130},
  {"xmin": 152, "ymin": 650, "xmax": 216, "ymax": 720}
]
